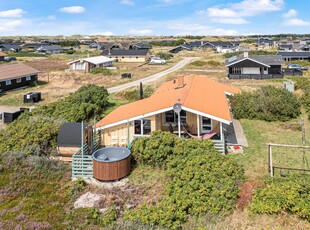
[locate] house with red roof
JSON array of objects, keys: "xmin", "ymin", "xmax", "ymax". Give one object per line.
[{"xmin": 96, "ymin": 75, "xmax": 240, "ymax": 153}]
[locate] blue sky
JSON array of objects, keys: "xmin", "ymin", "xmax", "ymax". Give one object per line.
[{"xmin": 0, "ymin": 0, "xmax": 309, "ymax": 36}]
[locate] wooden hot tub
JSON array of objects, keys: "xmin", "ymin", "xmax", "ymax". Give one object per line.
[{"xmin": 92, "ymin": 147, "xmax": 131, "ymax": 181}]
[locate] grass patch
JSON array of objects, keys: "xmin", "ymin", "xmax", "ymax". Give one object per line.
[{"xmin": 190, "ymin": 60, "xmax": 207, "ymax": 66}]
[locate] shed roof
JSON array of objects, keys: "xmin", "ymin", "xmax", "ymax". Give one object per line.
[
  {"xmin": 57, "ymin": 123, "xmax": 88, "ymax": 147},
  {"xmin": 0, "ymin": 63, "xmax": 40, "ymax": 81},
  {"xmin": 0, "ymin": 52, "xmax": 6, "ymax": 57},
  {"xmin": 101, "ymin": 49, "xmax": 149, "ymax": 56},
  {"xmin": 68, "ymin": 56, "xmax": 116, "ymax": 65},
  {"xmin": 277, "ymin": 51, "xmax": 310, "ymax": 58},
  {"xmin": 97, "ymin": 75, "xmax": 240, "ymax": 129}
]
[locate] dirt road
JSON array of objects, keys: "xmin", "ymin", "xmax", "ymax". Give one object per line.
[{"xmin": 107, "ymin": 57, "xmax": 199, "ymax": 93}]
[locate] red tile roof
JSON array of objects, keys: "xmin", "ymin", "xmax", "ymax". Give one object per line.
[{"xmin": 97, "ymin": 75, "xmax": 240, "ymax": 128}]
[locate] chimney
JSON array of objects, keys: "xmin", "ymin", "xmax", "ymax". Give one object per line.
[
  {"xmin": 176, "ymin": 75, "xmax": 185, "ymax": 88},
  {"xmin": 244, "ymin": 51, "xmax": 249, "ymax": 58}
]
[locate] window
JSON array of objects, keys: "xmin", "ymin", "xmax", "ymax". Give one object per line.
[
  {"xmin": 134, "ymin": 119, "xmax": 151, "ymax": 136},
  {"xmin": 201, "ymin": 117, "xmax": 212, "ymax": 132},
  {"xmin": 16, "ymin": 78, "xmax": 21, "ymax": 83},
  {"xmin": 164, "ymin": 111, "xmax": 175, "ymax": 123},
  {"xmin": 75, "ymin": 63, "xmax": 84, "ymax": 70},
  {"xmin": 163, "ymin": 110, "xmax": 187, "ymax": 125},
  {"xmin": 232, "ymin": 67, "xmax": 241, "ymax": 74},
  {"xmin": 122, "ymin": 56, "xmax": 124, "ymax": 59},
  {"xmin": 26, "ymin": 76, "xmax": 31, "ymax": 81},
  {"xmin": 136, "ymin": 57, "xmax": 139, "ymax": 59},
  {"xmin": 5, "ymin": 80, "xmax": 11, "ymax": 85},
  {"xmin": 134, "ymin": 120, "xmax": 142, "ymax": 135}
]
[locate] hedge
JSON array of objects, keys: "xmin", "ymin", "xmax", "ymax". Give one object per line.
[{"xmin": 232, "ymin": 86, "xmax": 301, "ymax": 122}]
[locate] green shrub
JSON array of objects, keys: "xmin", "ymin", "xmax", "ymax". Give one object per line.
[
  {"xmin": 86, "ymin": 207, "xmax": 117, "ymax": 227},
  {"xmin": 0, "ymin": 115, "xmax": 62, "ymax": 153},
  {"xmin": 232, "ymin": 86, "xmax": 301, "ymax": 121},
  {"xmin": 190, "ymin": 60, "xmax": 206, "ymax": 66},
  {"xmin": 66, "ymin": 50, "xmax": 76, "ymax": 54},
  {"xmin": 34, "ymin": 84, "xmax": 109, "ymax": 121},
  {"xmin": 91, "ymin": 67, "xmax": 113, "ymax": 76},
  {"xmin": 156, "ymin": 52, "xmax": 173, "ymax": 60},
  {"xmin": 150, "ymin": 39, "xmax": 185, "ymax": 47},
  {"xmin": 132, "ymin": 131, "xmax": 177, "ymax": 167},
  {"xmin": 250, "ymin": 176, "xmax": 310, "ymax": 221},
  {"xmin": 127, "ymin": 131, "xmax": 244, "ymax": 228},
  {"xmin": 206, "ymin": 60, "xmax": 221, "ymax": 66}
]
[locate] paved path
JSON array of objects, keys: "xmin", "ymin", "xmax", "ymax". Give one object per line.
[{"xmin": 107, "ymin": 57, "xmax": 199, "ymax": 94}]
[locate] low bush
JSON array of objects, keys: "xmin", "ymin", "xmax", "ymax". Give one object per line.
[
  {"xmin": 91, "ymin": 67, "xmax": 113, "ymax": 76},
  {"xmin": 156, "ymin": 52, "xmax": 173, "ymax": 60},
  {"xmin": 127, "ymin": 131, "xmax": 244, "ymax": 228},
  {"xmin": 0, "ymin": 115, "xmax": 62, "ymax": 153},
  {"xmin": 206, "ymin": 60, "xmax": 221, "ymax": 66},
  {"xmin": 65, "ymin": 50, "xmax": 76, "ymax": 54},
  {"xmin": 232, "ymin": 86, "xmax": 301, "ymax": 121},
  {"xmin": 190, "ymin": 60, "xmax": 206, "ymax": 66},
  {"xmin": 34, "ymin": 84, "xmax": 109, "ymax": 121},
  {"xmin": 250, "ymin": 176, "xmax": 310, "ymax": 221}
]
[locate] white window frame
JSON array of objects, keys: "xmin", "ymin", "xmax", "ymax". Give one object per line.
[
  {"xmin": 5, "ymin": 80, "xmax": 11, "ymax": 85},
  {"xmin": 16, "ymin": 78, "xmax": 21, "ymax": 83},
  {"xmin": 26, "ymin": 76, "xmax": 31, "ymax": 81},
  {"xmin": 200, "ymin": 116, "xmax": 212, "ymax": 133},
  {"xmin": 162, "ymin": 110, "xmax": 187, "ymax": 126},
  {"xmin": 133, "ymin": 119, "xmax": 152, "ymax": 136}
]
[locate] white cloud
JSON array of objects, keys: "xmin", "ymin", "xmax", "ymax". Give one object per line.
[
  {"xmin": 59, "ymin": 6, "xmax": 85, "ymax": 14},
  {"xmin": 120, "ymin": 0, "xmax": 135, "ymax": 6},
  {"xmin": 282, "ymin": 9, "xmax": 310, "ymax": 26},
  {"xmin": 47, "ymin": 15, "xmax": 56, "ymax": 20},
  {"xmin": 203, "ymin": 0, "xmax": 284, "ymax": 25},
  {"xmin": 167, "ymin": 23, "xmax": 238, "ymax": 36},
  {"xmin": 0, "ymin": 19, "xmax": 23, "ymax": 31},
  {"xmin": 0, "ymin": 9, "xmax": 26, "ymax": 18},
  {"xmin": 283, "ymin": 9, "xmax": 298, "ymax": 18},
  {"xmin": 91, "ymin": 31, "xmax": 114, "ymax": 36},
  {"xmin": 128, "ymin": 29, "xmax": 153, "ymax": 35},
  {"xmin": 285, "ymin": 18, "xmax": 310, "ymax": 26}
]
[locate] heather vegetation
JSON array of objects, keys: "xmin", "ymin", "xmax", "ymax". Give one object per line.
[{"xmin": 126, "ymin": 131, "xmax": 244, "ymax": 228}]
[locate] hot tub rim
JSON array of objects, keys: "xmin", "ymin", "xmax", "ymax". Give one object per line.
[{"xmin": 92, "ymin": 146, "xmax": 131, "ymax": 163}]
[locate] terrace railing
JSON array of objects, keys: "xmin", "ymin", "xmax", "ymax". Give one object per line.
[{"xmin": 72, "ymin": 138, "xmax": 101, "ymax": 179}]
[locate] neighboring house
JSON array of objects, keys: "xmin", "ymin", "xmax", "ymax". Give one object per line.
[
  {"xmin": 257, "ymin": 38, "xmax": 275, "ymax": 47},
  {"xmin": 216, "ymin": 45, "xmax": 249, "ymax": 53},
  {"xmin": 187, "ymin": 41, "xmax": 206, "ymax": 48},
  {"xmin": 169, "ymin": 43, "xmax": 193, "ymax": 53},
  {"xmin": 277, "ymin": 51, "xmax": 310, "ymax": 62},
  {"xmin": 131, "ymin": 42, "xmax": 152, "ymax": 50},
  {"xmin": 0, "ymin": 63, "xmax": 40, "ymax": 91},
  {"xmin": 57, "ymin": 122, "xmax": 89, "ymax": 159},
  {"xmin": 225, "ymin": 52, "xmax": 284, "ymax": 79},
  {"xmin": 0, "ymin": 44, "xmax": 22, "ymax": 52},
  {"xmin": 23, "ymin": 43, "xmax": 50, "ymax": 50},
  {"xmin": 36, "ymin": 45, "xmax": 64, "ymax": 54},
  {"xmin": 96, "ymin": 75, "xmax": 240, "ymax": 154},
  {"xmin": 202, "ymin": 41, "xmax": 239, "ymax": 49},
  {"xmin": 68, "ymin": 56, "xmax": 116, "ymax": 73},
  {"xmin": 279, "ymin": 44, "xmax": 293, "ymax": 51},
  {"xmin": 0, "ymin": 52, "xmax": 6, "ymax": 62},
  {"xmin": 101, "ymin": 49, "xmax": 151, "ymax": 62},
  {"xmin": 297, "ymin": 44, "xmax": 310, "ymax": 52}
]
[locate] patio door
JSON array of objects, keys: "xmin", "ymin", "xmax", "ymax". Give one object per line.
[{"xmin": 201, "ymin": 116, "xmax": 212, "ymax": 133}]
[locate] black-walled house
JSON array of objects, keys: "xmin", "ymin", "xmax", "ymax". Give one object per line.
[
  {"xmin": 0, "ymin": 63, "xmax": 40, "ymax": 92},
  {"xmin": 225, "ymin": 52, "xmax": 284, "ymax": 80}
]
